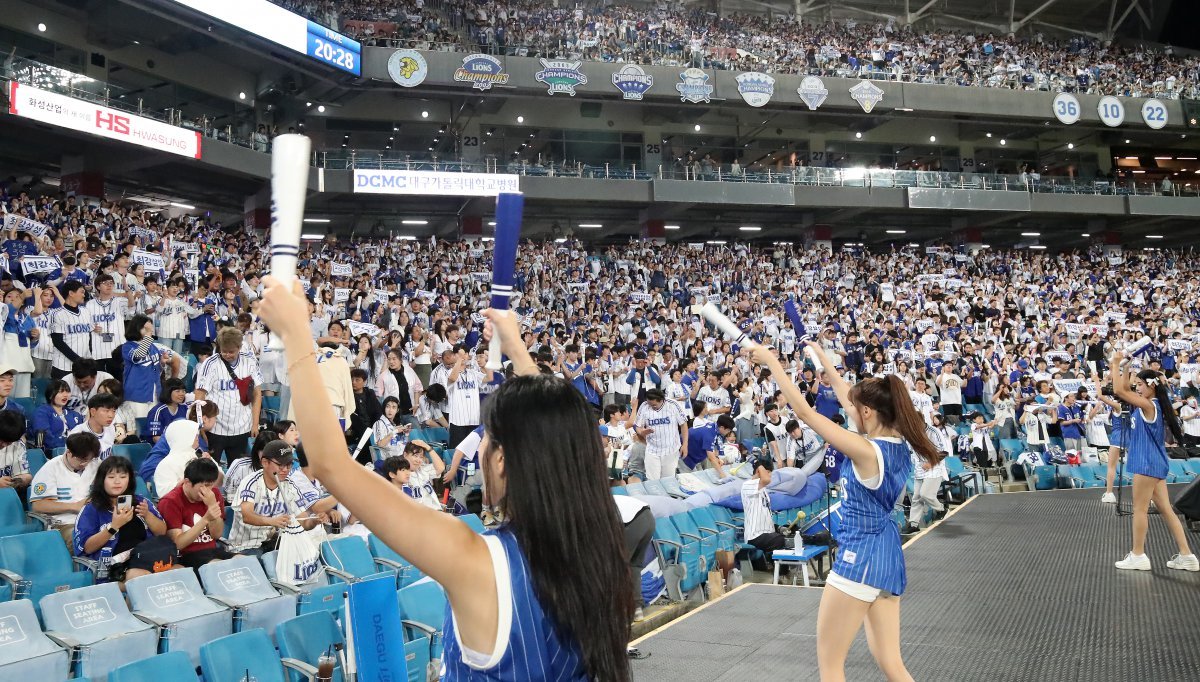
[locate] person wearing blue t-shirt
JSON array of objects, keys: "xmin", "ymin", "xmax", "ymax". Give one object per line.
[
  {"xmin": 1057, "ymin": 394, "xmax": 1085, "ymax": 452},
  {"xmin": 749, "ymin": 339, "xmax": 940, "ymax": 682},
  {"xmin": 145, "ymin": 379, "xmax": 188, "ymax": 444},
  {"xmin": 121, "ymin": 314, "xmax": 181, "ymax": 415},
  {"xmin": 29, "ymin": 379, "xmax": 83, "ymax": 452},
  {"xmin": 1109, "ymin": 354, "xmax": 1198, "ymax": 572}
]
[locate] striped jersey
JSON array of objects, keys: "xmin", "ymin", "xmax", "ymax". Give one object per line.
[
  {"xmin": 67, "ymin": 420, "xmax": 116, "ymax": 461},
  {"xmin": 31, "ymin": 310, "xmax": 54, "ymax": 361},
  {"xmin": 64, "ymin": 371, "xmax": 114, "ymax": 417},
  {"xmin": 635, "ymin": 401, "xmax": 685, "ymax": 457},
  {"xmin": 446, "ymin": 367, "xmax": 483, "ymax": 426},
  {"xmin": 740, "ymin": 478, "xmax": 775, "ymax": 541},
  {"xmin": 227, "ymin": 469, "xmax": 320, "ymax": 551},
  {"xmin": 441, "ymin": 528, "xmax": 587, "ymax": 681},
  {"xmin": 831, "ymin": 437, "xmax": 913, "ymax": 596},
  {"xmin": 50, "ymin": 306, "xmax": 92, "ymax": 371},
  {"xmin": 1127, "ymin": 398, "xmax": 1169, "ymax": 479},
  {"xmin": 84, "ymin": 296, "xmax": 129, "ymax": 360},
  {"xmin": 145, "ymin": 403, "xmax": 186, "ymax": 441},
  {"xmin": 153, "ymin": 296, "xmax": 190, "ymax": 340},
  {"xmin": 195, "ymin": 352, "xmax": 263, "ymax": 436}
]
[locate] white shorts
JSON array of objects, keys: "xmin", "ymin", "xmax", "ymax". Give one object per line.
[{"xmin": 826, "ymin": 570, "xmax": 894, "ymax": 604}]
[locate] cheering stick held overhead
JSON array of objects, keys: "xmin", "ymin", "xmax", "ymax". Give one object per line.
[
  {"xmin": 487, "ymin": 192, "xmax": 524, "ymax": 370},
  {"xmin": 267, "ymin": 134, "xmax": 311, "ymax": 351}
]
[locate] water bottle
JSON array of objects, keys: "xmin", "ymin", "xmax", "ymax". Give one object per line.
[{"xmin": 96, "ymin": 546, "xmax": 113, "ymax": 582}]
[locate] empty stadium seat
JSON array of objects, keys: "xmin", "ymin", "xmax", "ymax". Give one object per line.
[
  {"xmin": 689, "ymin": 506, "xmax": 735, "ymax": 553},
  {"xmin": 260, "ymin": 551, "xmax": 345, "ymax": 618},
  {"xmin": 0, "ymin": 531, "xmax": 94, "ymax": 612},
  {"xmin": 624, "ymin": 481, "xmax": 647, "ymax": 495},
  {"xmin": 642, "ymin": 479, "xmax": 670, "ymax": 496},
  {"xmin": 320, "ymin": 536, "xmax": 397, "ymax": 585},
  {"xmin": 660, "ymin": 476, "xmax": 688, "ymax": 498},
  {"xmin": 396, "ymin": 579, "xmax": 447, "ymax": 661},
  {"xmin": 670, "ymin": 512, "xmax": 717, "ymax": 569},
  {"xmin": 108, "ymin": 651, "xmax": 198, "ymax": 682},
  {"xmin": 276, "ymin": 611, "xmax": 346, "ymax": 682},
  {"xmin": 125, "ymin": 569, "xmax": 233, "ymax": 667},
  {"xmin": 651, "ymin": 516, "xmax": 705, "ymax": 601},
  {"xmin": 1169, "ymin": 460, "xmax": 1197, "ymax": 483},
  {"xmin": 23, "ymin": 448, "xmax": 47, "ymax": 480},
  {"xmin": 0, "ymin": 598, "xmax": 70, "ymax": 680},
  {"xmin": 197, "ymin": 555, "xmax": 298, "ymax": 641},
  {"xmin": 0, "ymin": 488, "xmax": 39, "ymax": 537},
  {"xmin": 111, "ymin": 443, "xmax": 152, "ymax": 471},
  {"xmin": 368, "ymin": 535, "xmax": 424, "ymax": 588},
  {"xmin": 200, "ymin": 628, "xmax": 312, "ymax": 682},
  {"xmin": 39, "ymin": 582, "xmax": 158, "ymax": 681}
]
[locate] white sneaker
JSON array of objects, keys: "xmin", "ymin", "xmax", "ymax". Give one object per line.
[
  {"xmin": 1115, "ymin": 553, "xmax": 1152, "ymax": 571},
  {"xmin": 633, "ymin": 607, "xmax": 645, "ymax": 621},
  {"xmin": 1101, "ymin": 492, "xmax": 1117, "ymax": 504},
  {"xmin": 1166, "ymin": 554, "xmax": 1200, "ymax": 572}
]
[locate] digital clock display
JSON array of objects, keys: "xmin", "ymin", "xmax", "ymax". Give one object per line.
[{"xmin": 165, "ymin": 0, "xmax": 362, "ymax": 77}]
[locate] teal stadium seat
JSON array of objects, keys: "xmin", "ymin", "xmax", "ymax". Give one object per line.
[
  {"xmin": 319, "ymin": 536, "xmax": 397, "ymax": 586},
  {"xmin": 396, "ymin": 580, "xmax": 447, "ymax": 661},
  {"xmin": 652, "ymin": 516, "xmax": 705, "ymax": 600},
  {"xmin": 0, "ymin": 531, "xmax": 93, "ymax": 613},
  {"xmin": 0, "ymin": 488, "xmax": 40, "ymax": 537},
  {"xmin": 197, "ymin": 555, "xmax": 297, "ymax": 641},
  {"xmin": 200, "ymin": 628, "xmax": 310, "ymax": 682},
  {"xmin": 276, "ymin": 612, "xmax": 347, "ymax": 682},
  {"xmin": 39, "ymin": 582, "xmax": 158, "ymax": 681},
  {"xmin": 0, "ymin": 599, "xmax": 70, "ymax": 680},
  {"xmin": 368, "ymin": 534, "xmax": 425, "ymax": 588},
  {"xmin": 108, "ymin": 651, "xmax": 199, "ymax": 682},
  {"xmin": 125, "ymin": 568, "xmax": 233, "ymax": 666}
]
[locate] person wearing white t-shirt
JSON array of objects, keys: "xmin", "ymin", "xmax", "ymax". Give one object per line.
[
  {"xmin": 30, "ymin": 431, "xmax": 102, "ymax": 544},
  {"xmin": 1180, "ymin": 396, "xmax": 1200, "ymax": 448},
  {"xmin": 910, "ymin": 377, "xmax": 936, "ymax": 426},
  {"xmin": 936, "ymin": 364, "xmax": 963, "ymax": 424},
  {"xmin": 67, "ymin": 393, "xmax": 120, "ymax": 461}
]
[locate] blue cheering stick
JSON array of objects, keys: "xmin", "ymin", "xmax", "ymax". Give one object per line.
[
  {"xmin": 487, "ymin": 192, "xmax": 524, "ymax": 371},
  {"xmin": 784, "ymin": 298, "xmax": 824, "ymax": 369}
]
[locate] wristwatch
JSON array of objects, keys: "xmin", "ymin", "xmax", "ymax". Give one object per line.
[{"xmin": 107, "ymin": 526, "xmax": 118, "ymax": 535}]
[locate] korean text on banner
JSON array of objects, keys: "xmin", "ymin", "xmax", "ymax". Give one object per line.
[
  {"xmin": 353, "ymin": 169, "xmax": 520, "ymax": 196},
  {"xmin": 131, "ymin": 249, "xmax": 166, "ymax": 273},
  {"xmin": 3, "ymin": 214, "xmax": 50, "ymax": 237},
  {"xmin": 8, "ymin": 82, "xmax": 202, "ymax": 159},
  {"xmin": 20, "ymin": 255, "xmax": 61, "ymax": 275}
]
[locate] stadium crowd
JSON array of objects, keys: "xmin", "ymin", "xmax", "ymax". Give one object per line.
[
  {"xmin": 272, "ymin": 0, "xmax": 1200, "ymax": 99},
  {"xmin": 2, "ymin": 181, "xmax": 1199, "ymax": 563}
]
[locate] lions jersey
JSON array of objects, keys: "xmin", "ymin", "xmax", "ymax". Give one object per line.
[{"xmin": 830, "ymin": 437, "xmax": 913, "ymax": 596}]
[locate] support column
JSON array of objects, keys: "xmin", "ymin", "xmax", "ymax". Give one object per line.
[
  {"xmin": 808, "ymin": 135, "xmax": 827, "ymax": 167},
  {"xmin": 244, "ymin": 188, "xmax": 271, "ymax": 233},
  {"xmin": 60, "ymin": 155, "xmax": 105, "ymax": 199},
  {"xmin": 460, "ymin": 119, "xmax": 482, "ymax": 166},
  {"xmin": 642, "ymin": 126, "xmax": 663, "ymax": 175},
  {"xmin": 958, "ymin": 144, "xmax": 976, "ymax": 173},
  {"xmin": 459, "ymin": 215, "xmax": 484, "ymax": 242}
]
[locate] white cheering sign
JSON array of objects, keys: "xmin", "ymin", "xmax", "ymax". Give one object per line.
[
  {"xmin": 334, "ymin": 288, "xmax": 350, "ymax": 303},
  {"xmin": 353, "ymin": 169, "xmax": 520, "ymax": 197},
  {"xmin": 1141, "ymin": 98, "xmax": 1168, "ymax": 130},
  {"xmin": 9, "ymin": 83, "xmax": 202, "ymax": 159},
  {"xmin": 3, "ymin": 214, "xmax": 50, "ymax": 237},
  {"xmin": 346, "ymin": 320, "xmax": 381, "ymax": 337},
  {"xmin": 20, "ymin": 255, "xmax": 61, "ymax": 275},
  {"xmin": 131, "ymin": 249, "xmax": 166, "ymax": 273},
  {"xmin": 330, "ymin": 262, "xmax": 353, "ymax": 277},
  {"xmin": 1052, "ymin": 93, "xmax": 1081, "ymax": 125},
  {"xmin": 1097, "ymin": 96, "xmax": 1126, "ymax": 127}
]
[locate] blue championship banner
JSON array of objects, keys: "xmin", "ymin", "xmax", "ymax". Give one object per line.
[{"xmin": 346, "ymin": 574, "xmax": 409, "ymax": 682}]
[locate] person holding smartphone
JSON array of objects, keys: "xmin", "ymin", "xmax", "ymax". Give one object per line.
[{"xmin": 73, "ymin": 456, "xmax": 170, "ymax": 584}]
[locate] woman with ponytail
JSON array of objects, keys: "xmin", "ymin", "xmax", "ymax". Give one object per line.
[
  {"xmin": 1109, "ymin": 352, "xmax": 1198, "ymax": 572},
  {"xmin": 748, "ymin": 340, "xmax": 939, "ymax": 682}
]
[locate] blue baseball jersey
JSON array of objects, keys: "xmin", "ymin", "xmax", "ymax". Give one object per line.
[
  {"xmin": 685, "ymin": 421, "xmax": 721, "ymax": 468},
  {"xmin": 441, "ymin": 527, "xmax": 587, "ymax": 681},
  {"xmin": 831, "ymin": 437, "xmax": 913, "ymax": 596},
  {"xmin": 1127, "ymin": 399, "xmax": 1168, "ymax": 480}
]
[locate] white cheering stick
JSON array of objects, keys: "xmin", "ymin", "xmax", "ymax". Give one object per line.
[
  {"xmin": 267, "ymin": 134, "xmax": 312, "ymax": 351},
  {"xmin": 699, "ymin": 302, "xmax": 750, "ymax": 345}
]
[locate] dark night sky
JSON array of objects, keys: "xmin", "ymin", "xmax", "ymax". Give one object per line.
[{"xmin": 1159, "ymin": 1, "xmax": 1200, "ymax": 50}]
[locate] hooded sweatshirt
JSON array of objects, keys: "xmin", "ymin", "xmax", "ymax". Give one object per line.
[{"xmin": 153, "ymin": 419, "xmax": 201, "ymax": 496}]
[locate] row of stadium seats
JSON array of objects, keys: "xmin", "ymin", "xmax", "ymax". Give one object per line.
[
  {"xmin": 0, "ymin": 516, "xmax": 487, "ymax": 679},
  {"xmin": 1026, "ymin": 458, "xmax": 1200, "ymax": 491}
]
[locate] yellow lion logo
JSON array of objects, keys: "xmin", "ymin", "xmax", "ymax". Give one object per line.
[{"xmin": 398, "ymin": 57, "xmax": 419, "ymax": 80}]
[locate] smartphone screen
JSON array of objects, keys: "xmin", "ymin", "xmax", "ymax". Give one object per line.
[{"xmin": 117, "ymin": 495, "xmax": 133, "ymax": 510}]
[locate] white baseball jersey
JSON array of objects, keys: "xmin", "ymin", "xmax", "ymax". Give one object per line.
[
  {"xmin": 31, "ymin": 310, "xmax": 54, "ymax": 361},
  {"xmin": 64, "ymin": 371, "xmax": 114, "ymax": 416},
  {"xmin": 227, "ymin": 470, "xmax": 319, "ymax": 551},
  {"xmin": 446, "ymin": 367, "xmax": 482, "ymax": 426},
  {"xmin": 84, "ymin": 296, "xmax": 129, "ymax": 361},
  {"xmin": 154, "ymin": 296, "xmax": 190, "ymax": 340},
  {"xmin": 635, "ymin": 401, "xmax": 686, "ymax": 457},
  {"xmin": 196, "ymin": 352, "xmax": 263, "ymax": 436},
  {"xmin": 697, "ymin": 385, "xmax": 731, "ymax": 413},
  {"xmin": 51, "ymin": 306, "xmax": 93, "ymax": 372},
  {"xmin": 741, "ymin": 478, "xmax": 775, "ymax": 542},
  {"xmin": 30, "ymin": 454, "xmax": 101, "ymax": 525},
  {"xmin": 67, "ymin": 420, "xmax": 117, "ymax": 461}
]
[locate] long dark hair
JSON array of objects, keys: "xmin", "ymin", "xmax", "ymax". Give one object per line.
[
  {"xmin": 481, "ymin": 374, "xmax": 632, "ymax": 681},
  {"xmin": 87, "ymin": 456, "xmax": 136, "ymax": 512},
  {"xmin": 1137, "ymin": 369, "xmax": 1183, "ymax": 443},
  {"xmin": 849, "ymin": 375, "xmax": 942, "ymax": 465}
]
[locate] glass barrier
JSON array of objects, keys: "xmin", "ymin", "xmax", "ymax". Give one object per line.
[
  {"xmin": 319, "ymin": 150, "xmax": 1200, "ymax": 196},
  {"xmin": 3, "ymin": 54, "xmax": 262, "ymax": 151}
]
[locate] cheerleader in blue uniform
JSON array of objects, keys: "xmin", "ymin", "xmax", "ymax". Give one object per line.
[
  {"xmin": 1109, "ymin": 352, "xmax": 1198, "ymax": 572},
  {"xmin": 751, "ymin": 341, "xmax": 940, "ymax": 682}
]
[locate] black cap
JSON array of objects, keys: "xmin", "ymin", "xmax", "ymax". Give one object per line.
[
  {"xmin": 754, "ymin": 455, "xmax": 775, "ymax": 473},
  {"xmin": 261, "ymin": 440, "xmax": 295, "ymax": 466}
]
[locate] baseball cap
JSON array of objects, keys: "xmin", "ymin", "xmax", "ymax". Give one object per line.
[
  {"xmin": 261, "ymin": 440, "xmax": 295, "ymax": 467},
  {"xmin": 0, "ymin": 363, "xmax": 16, "ymax": 377}
]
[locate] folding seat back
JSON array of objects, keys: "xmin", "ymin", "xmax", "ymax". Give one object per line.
[
  {"xmin": 368, "ymin": 535, "xmax": 424, "ymax": 588},
  {"xmin": 320, "ymin": 536, "xmax": 395, "ymax": 585},
  {"xmin": 396, "ymin": 579, "xmax": 447, "ymax": 659},
  {"xmin": 0, "ymin": 598, "xmax": 70, "ymax": 680},
  {"xmin": 198, "ymin": 555, "xmax": 297, "ymax": 640},
  {"xmin": 651, "ymin": 516, "xmax": 703, "ymax": 598},
  {"xmin": 276, "ymin": 612, "xmax": 346, "ymax": 682},
  {"xmin": 660, "ymin": 477, "xmax": 688, "ymax": 498},
  {"xmin": 642, "ymin": 479, "xmax": 669, "ymax": 496},
  {"xmin": 689, "ymin": 507, "xmax": 734, "ymax": 552},
  {"xmin": 111, "ymin": 444, "xmax": 153, "ymax": 472},
  {"xmin": 23, "ymin": 449, "xmax": 47, "ymax": 479},
  {"xmin": 0, "ymin": 488, "xmax": 40, "ymax": 538},
  {"xmin": 199, "ymin": 628, "xmax": 293, "ymax": 682},
  {"xmin": 457, "ymin": 514, "xmax": 486, "ymax": 534},
  {"xmin": 125, "ymin": 569, "xmax": 233, "ymax": 666},
  {"xmin": 0, "ymin": 530, "xmax": 93, "ymax": 612},
  {"xmin": 624, "ymin": 481, "xmax": 647, "ymax": 495},
  {"xmin": 39, "ymin": 582, "xmax": 157, "ymax": 680},
  {"xmin": 108, "ymin": 651, "xmax": 199, "ymax": 682}
]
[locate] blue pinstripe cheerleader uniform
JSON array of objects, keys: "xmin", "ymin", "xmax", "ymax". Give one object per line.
[
  {"xmin": 1109, "ymin": 408, "xmax": 1129, "ymax": 449},
  {"xmin": 442, "ymin": 528, "xmax": 587, "ymax": 681},
  {"xmin": 1126, "ymin": 399, "xmax": 1168, "ymax": 480},
  {"xmin": 831, "ymin": 437, "xmax": 915, "ymax": 597}
]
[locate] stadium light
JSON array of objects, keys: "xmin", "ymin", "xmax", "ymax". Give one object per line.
[
  {"xmin": 1124, "ymin": 139, "xmax": 1131, "ymax": 144},
  {"xmin": 402, "ymin": 220, "xmax": 428, "ymax": 225},
  {"xmin": 1021, "ymin": 232, "xmax": 1040, "ymax": 236},
  {"xmin": 169, "ymin": 202, "xmax": 195, "ymax": 210},
  {"xmin": 886, "ymin": 229, "xmax": 906, "ymax": 234},
  {"xmin": 855, "ymin": 132, "xmax": 862, "ymax": 139},
  {"xmin": 664, "ymin": 225, "xmax": 681, "ymax": 230},
  {"xmin": 1000, "ymin": 139, "xmax": 1006, "ymax": 146},
  {"xmin": 694, "ymin": 124, "xmax": 701, "ymax": 132},
  {"xmin": 301, "ymin": 234, "xmax": 323, "ymax": 240},
  {"xmin": 1067, "ymin": 143, "xmax": 1074, "ymax": 150},
  {"xmin": 1081, "ymin": 233, "xmax": 1091, "ymax": 237},
  {"xmin": 317, "ymin": 105, "xmax": 326, "ymax": 113},
  {"xmin": 487, "ymin": 221, "xmax": 497, "ymax": 226},
  {"xmin": 929, "ymin": 135, "xmax": 936, "ymax": 143},
  {"xmin": 1029, "ymin": 245, "xmax": 1047, "ymax": 250},
  {"xmin": 421, "ymin": 111, "xmax": 429, "ymax": 118},
  {"xmin": 578, "ymin": 223, "xmax": 603, "ymax": 229},
  {"xmin": 37, "ymin": 23, "xmax": 46, "ymax": 32},
  {"xmin": 1147, "ymin": 235, "xmax": 1164, "ymax": 239},
  {"xmin": 303, "ymin": 218, "xmax": 331, "ymax": 223},
  {"xmin": 739, "ymin": 226, "xmax": 761, "ymax": 232},
  {"xmin": 238, "ymin": 92, "xmax": 246, "ymax": 100},
  {"xmin": 706, "ymin": 240, "xmax": 726, "ymax": 245},
  {"xmin": 985, "ymin": 133, "xmax": 992, "ymax": 138},
  {"xmin": 517, "ymin": 115, "xmax": 524, "ymax": 123}
]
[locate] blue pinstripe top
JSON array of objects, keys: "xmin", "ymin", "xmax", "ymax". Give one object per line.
[
  {"xmin": 831, "ymin": 437, "xmax": 913, "ymax": 596},
  {"xmin": 441, "ymin": 527, "xmax": 588, "ymax": 681},
  {"xmin": 1127, "ymin": 398, "xmax": 1169, "ymax": 480}
]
